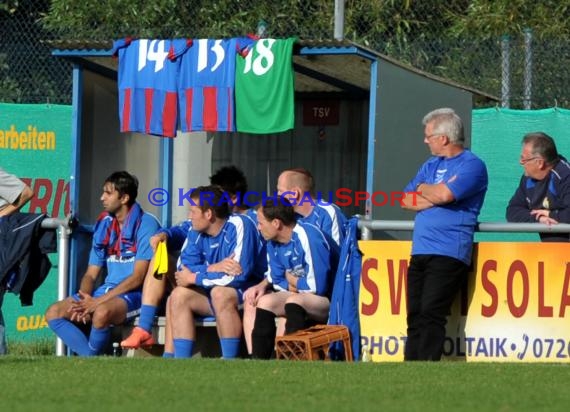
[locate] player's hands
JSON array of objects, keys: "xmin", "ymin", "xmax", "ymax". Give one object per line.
[
  {"xmin": 175, "ymin": 264, "xmax": 196, "ymax": 287},
  {"xmin": 70, "ymin": 311, "xmax": 91, "ymax": 324},
  {"xmin": 244, "ymin": 283, "xmax": 267, "ymax": 306},
  {"xmin": 285, "ymin": 271, "xmax": 298, "ymax": 293},
  {"xmin": 150, "ymin": 232, "xmax": 168, "ymax": 251},
  {"xmin": 531, "ymin": 209, "xmax": 558, "ymax": 225},
  {"xmin": 207, "ymin": 254, "xmax": 243, "ymax": 276},
  {"xmin": 69, "ymin": 291, "xmax": 98, "ymax": 322}
]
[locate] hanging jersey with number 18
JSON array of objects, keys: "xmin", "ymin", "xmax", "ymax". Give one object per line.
[
  {"xmin": 113, "ymin": 38, "xmax": 191, "ymax": 138},
  {"xmin": 235, "ymin": 38, "xmax": 296, "ymax": 134}
]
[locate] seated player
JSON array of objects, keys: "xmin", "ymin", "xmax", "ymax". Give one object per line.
[
  {"xmin": 168, "ymin": 185, "xmax": 265, "ymax": 358},
  {"xmin": 45, "ymin": 171, "xmax": 160, "ymax": 356},
  {"xmin": 248, "ymin": 198, "xmax": 339, "ymax": 359}
]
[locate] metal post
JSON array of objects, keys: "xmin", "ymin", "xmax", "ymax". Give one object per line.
[
  {"xmin": 523, "ymin": 28, "xmax": 532, "ymax": 109},
  {"xmin": 55, "ymin": 224, "xmax": 71, "ymax": 356},
  {"xmin": 334, "ymin": 0, "xmax": 345, "ymax": 41},
  {"xmin": 41, "ymin": 217, "xmax": 73, "ymax": 357},
  {"xmin": 360, "ymin": 225, "xmax": 372, "ymax": 240},
  {"xmin": 357, "ymin": 219, "xmax": 570, "ymax": 234},
  {"xmin": 501, "ymin": 35, "xmax": 510, "ymax": 108},
  {"xmin": 364, "ymin": 60, "xmax": 379, "ymax": 225}
]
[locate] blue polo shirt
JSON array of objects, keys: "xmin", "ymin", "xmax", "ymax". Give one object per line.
[{"xmin": 404, "ymin": 149, "xmax": 488, "ymax": 264}]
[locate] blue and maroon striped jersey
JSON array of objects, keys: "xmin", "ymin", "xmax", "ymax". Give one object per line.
[
  {"xmin": 113, "ymin": 38, "xmax": 191, "ymax": 137},
  {"xmin": 177, "ymin": 37, "xmax": 254, "ymax": 132}
]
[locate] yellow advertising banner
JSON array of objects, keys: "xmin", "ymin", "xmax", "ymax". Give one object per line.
[
  {"xmin": 359, "ymin": 241, "xmax": 570, "ymax": 363},
  {"xmin": 359, "ymin": 241, "xmax": 411, "ymax": 362},
  {"xmin": 466, "ymin": 242, "xmax": 570, "ymax": 362}
]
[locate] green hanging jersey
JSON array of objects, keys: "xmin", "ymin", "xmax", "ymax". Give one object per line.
[{"xmin": 235, "ymin": 38, "xmax": 296, "ymax": 133}]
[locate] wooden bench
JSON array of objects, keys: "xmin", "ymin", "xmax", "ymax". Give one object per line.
[{"xmin": 117, "ymin": 316, "xmax": 222, "ymax": 357}]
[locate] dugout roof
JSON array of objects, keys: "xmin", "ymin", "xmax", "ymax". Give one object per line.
[{"xmin": 51, "ymin": 39, "xmax": 497, "ymax": 103}]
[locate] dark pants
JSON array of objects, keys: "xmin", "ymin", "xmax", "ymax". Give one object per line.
[
  {"xmin": 0, "ymin": 285, "xmax": 5, "ymax": 355},
  {"xmin": 404, "ymin": 254, "xmax": 468, "ymax": 361}
]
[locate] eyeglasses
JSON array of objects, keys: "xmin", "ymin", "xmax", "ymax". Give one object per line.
[
  {"xmin": 424, "ymin": 133, "xmax": 443, "ymax": 140},
  {"xmin": 520, "ymin": 156, "xmax": 540, "ymax": 164}
]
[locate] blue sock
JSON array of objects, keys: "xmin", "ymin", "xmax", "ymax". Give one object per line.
[
  {"xmin": 173, "ymin": 338, "xmax": 194, "ymax": 358},
  {"xmin": 48, "ymin": 318, "xmax": 91, "ymax": 356},
  {"xmin": 220, "ymin": 337, "xmax": 241, "ymax": 359},
  {"xmin": 138, "ymin": 304, "xmax": 157, "ymax": 332},
  {"xmin": 162, "ymin": 352, "xmax": 174, "ymax": 358},
  {"xmin": 88, "ymin": 326, "xmax": 110, "ymax": 355}
]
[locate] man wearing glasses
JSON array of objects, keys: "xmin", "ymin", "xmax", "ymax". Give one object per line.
[
  {"xmin": 506, "ymin": 132, "xmax": 570, "ymax": 241},
  {"xmin": 400, "ymin": 108, "xmax": 488, "ymax": 361}
]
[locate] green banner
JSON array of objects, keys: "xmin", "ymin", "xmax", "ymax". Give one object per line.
[{"xmin": 1, "ymin": 103, "xmax": 71, "ymax": 342}]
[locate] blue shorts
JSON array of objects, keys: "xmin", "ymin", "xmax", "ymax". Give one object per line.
[{"xmin": 73, "ymin": 285, "xmax": 142, "ymax": 320}]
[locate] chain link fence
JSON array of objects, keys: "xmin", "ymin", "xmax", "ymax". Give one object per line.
[
  {"xmin": 1, "ymin": 1, "xmax": 569, "ymax": 108},
  {"xmin": 0, "ymin": 0, "xmax": 72, "ymax": 104}
]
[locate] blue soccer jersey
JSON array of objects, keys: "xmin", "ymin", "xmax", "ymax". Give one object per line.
[
  {"xmin": 266, "ymin": 221, "xmax": 338, "ymax": 296},
  {"xmin": 299, "ymin": 202, "xmax": 347, "ymax": 247},
  {"xmin": 88, "ymin": 211, "xmax": 161, "ymax": 288},
  {"xmin": 403, "ymin": 149, "xmax": 488, "ymax": 264},
  {"xmin": 178, "ymin": 37, "xmax": 253, "ymax": 132},
  {"xmin": 178, "ymin": 214, "xmax": 264, "ymax": 289},
  {"xmin": 113, "ymin": 38, "xmax": 191, "ymax": 137},
  {"xmin": 157, "ymin": 219, "xmax": 192, "ymax": 251}
]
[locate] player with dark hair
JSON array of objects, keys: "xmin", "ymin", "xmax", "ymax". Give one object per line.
[
  {"xmin": 210, "ymin": 165, "xmax": 249, "ymax": 197},
  {"xmin": 249, "ymin": 198, "xmax": 339, "ymax": 359},
  {"xmin": 241, "ymin": 167, "xmax": 346, "ymax": 356},
  {"xmin": 121, "ymin": 167, "xmax": 266, "ymax": 355},
  {"xmin": 168, "ymin": 185, "xmax": 265, "ymax": 358},
  {"xmin": 45, "ymin": 171, "xmax": 161, "ymax": 356}
]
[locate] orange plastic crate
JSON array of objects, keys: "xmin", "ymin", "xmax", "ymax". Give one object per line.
[{"xmin": 275, "ymin": 325, "xmax": 353, "ymax": 361}]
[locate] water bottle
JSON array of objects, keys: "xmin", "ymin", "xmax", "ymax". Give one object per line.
[
  {"xmin": 361, "ymin": 344, "xmax": 371, "ymax": 362},
  {"xmin": 112, "ymin": 342, "xmax": 122, "ymax": 357}
]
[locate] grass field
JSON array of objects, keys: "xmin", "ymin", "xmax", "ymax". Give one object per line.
[{"xmin": 0, "ymin": 356, "xmax": 569, "ymax": 411}]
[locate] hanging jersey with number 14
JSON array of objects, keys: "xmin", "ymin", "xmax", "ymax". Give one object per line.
[
  {"xmin": 113, "ymin": 38, "xmax": 191, "ymax": 138},
  {"xmin": 235, "ymin": 38, "xmax": 296, "ymax": 134}
]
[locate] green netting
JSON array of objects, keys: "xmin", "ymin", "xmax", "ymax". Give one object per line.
[{"xmin": 472, "ymin": 107, "xmax": 570, "ymax": 241}]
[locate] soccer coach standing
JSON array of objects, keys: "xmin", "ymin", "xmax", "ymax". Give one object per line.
[{"xmin": 400, "ymin": 108, "xmax": 488, "ymax": 361}]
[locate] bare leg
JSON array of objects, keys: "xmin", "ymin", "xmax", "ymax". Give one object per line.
[
  {"xmin": 170, "ymin": 287, "xmax": 212, "ymax": 340},
  {"xmin": 285, "ymin": 294, "xmax": 330, "ymax": 322},
  {"xmin": 140, "ymin": 255, "xmax": 177, "ymax": 306},
  {"xmin": 163, "ymin": 295, "xmax": 174, "ymax": 354},
  {"xmin": 256, "ymin": 291, "xmax": 292, "ymax": 316},
  {"xmin": 276, "ymin": 317, "xmax": 286, "ymax": 337},
  {"xmin": 242, "ymin": 301, "xmax": 256, "ymax": 354},
  {"xmin": 210, "ymin": 286, "xmax": 241, "ymax": 338}
]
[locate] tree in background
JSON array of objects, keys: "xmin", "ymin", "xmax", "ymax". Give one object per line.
[
  {"xmin": 42, "ymin": 0, "xmax": 334, "ymax": 40},
  {"xmin": 447, "ymin": 0, "xmax": 570, "ymax": 107},
  {"xmin": 1, "ymin": 0, "xmax": 568, "ymax": 107}
]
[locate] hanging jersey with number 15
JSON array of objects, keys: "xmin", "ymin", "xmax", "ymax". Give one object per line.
[
  {"xmin": 178, "ymin": 38, "xmax": 254, "ymax": 132},
  {"xmin": 235, "ymin": 38, "xmax": 296, "ymax": 134},
  {"xmin": 113, "ymin": 38, "xmax": 191, "ymax": 138}
]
